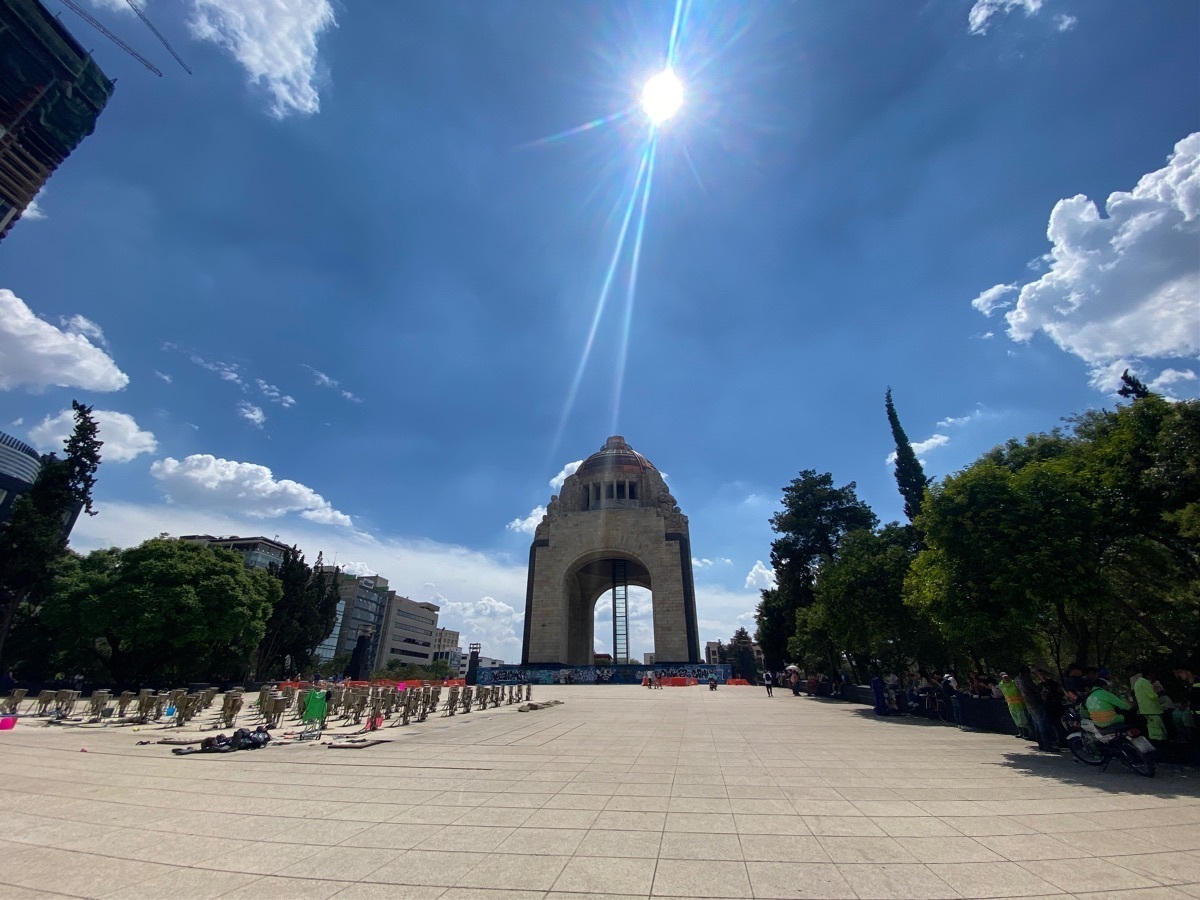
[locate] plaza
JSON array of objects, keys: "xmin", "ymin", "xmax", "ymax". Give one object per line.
[{"xmin": 0, "ymin": 685, "xmax": 1197, "ymax": 899}]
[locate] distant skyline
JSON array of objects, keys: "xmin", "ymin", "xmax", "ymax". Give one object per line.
[{"xmin": 1, "ymin": 0, "xmax": 1196, "ymax": 662}]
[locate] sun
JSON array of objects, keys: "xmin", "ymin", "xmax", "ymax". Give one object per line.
[{"xmin": 641, "ymin": 69, "xmax": 683, "ymax": 126}]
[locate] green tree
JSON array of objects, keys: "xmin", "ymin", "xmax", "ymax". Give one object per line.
[
  {"xmin": 728, "ymin": 627, "xmax": 756, "ymax": 680},
  {"xmin": 885, "ymin": 388, "xmax": 930, "ymax": 524},
  {"xmin": 0, "ymin": 401, "xmax": 101, "ymax": 667},
  {"xmin": 255, "ymin": 549, "xmax": 341, "ymax": 679},
  {"xmin": 756, "ymin": 471, "xmax": 877, "ymax": 667},
  {"xmin": 37, "ymin": 538, "xmax": 280, "ymax": 684}
]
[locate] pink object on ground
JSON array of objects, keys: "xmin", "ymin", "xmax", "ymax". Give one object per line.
[{"xmin": 0, "ymin": 716, "xmax": 15, "ymax": 730}]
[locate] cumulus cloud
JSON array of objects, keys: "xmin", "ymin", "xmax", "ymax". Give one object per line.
[
  {"xmin": 22, "ymin": 193, "xmax": 46, "ymax": 221},
  {"xmin": 0, "ymin": 290, "xmax": 129, "ymax": 393},
  {"xmin": 744, "ymin": 560, "xmax": 777, "ymax": 590},
  {"xmin": 549, "ymin": 460, "xmax": 583, "ymax": 492},
  {"xmin": 968, "ymin": 0, "xmax": 1044, "ymax": 35},
  {"xmin": 885, "ymin": 433, "xmax": 950, "ymax": 466},
  {"xmin": 256, "ymin": 379, "xmax": 296, "ymax": 407},
  {"xmin": 187, "ymin": 0, "xmax": 335, "ymax": 118},
  {"xmin": 150, "ymin": 453, "xmax": 353, "ymax": 527},
  {"xmin": 972, "ymin": 283, "xmax": 1019, "ymax": 316},
  {"xmin": 506, "ymin": 506, "xmax": 546, "ymax": 535},
  {"xmin": 981, "ymin": 133, "xmax": 1200, "ymax": 392},
  {"xmin": 237, "ymin": 402, "xmax": 266, "ymax": 428},
  {"xmin": 60, "ymin": 314, "xmax": 109, "ymax": 349},
  {"xmin": 29, "ymin": 409, "xmax": 157, "ymax": 463},
  {"xmin": 435, "ymin": 596, "xmax": 524, "ymax": 663}
]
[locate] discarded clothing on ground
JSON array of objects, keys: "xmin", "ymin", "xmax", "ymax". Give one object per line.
[{"xmin": 172, "ymin": 726, "xmax": 271, "ymax": 755}]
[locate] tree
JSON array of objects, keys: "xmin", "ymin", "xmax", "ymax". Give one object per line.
[
  {"xmin": 885, "ymin": 388, "xmax": 930, "ymax": 524},
  {"xmin": 756, "ymin": 470, "xmax": 877, "ymax": 667},
  {"xmin": 0, "ymin": 401, "xmax": 101, "ymax": 667},
  {"xmin": 1117, "ymin": 369, "xmax": 1151, "ymax": 400},
  {"xmin": 255, "ymin": 550, "xmax": 342, "ymax": 679},
  {"xmin": 35, "ymin": 538, "xmax": 280, "ymax": 684},
  {"xmin": 728, "ymin": 627, "xmax": 756, "ymax": 680}
]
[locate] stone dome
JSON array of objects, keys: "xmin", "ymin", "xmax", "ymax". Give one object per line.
[{"xmin": 575, "ymin": 435, "xmax": 658, "ymax": 478}]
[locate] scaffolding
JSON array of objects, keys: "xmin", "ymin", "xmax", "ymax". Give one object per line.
[{"xmin": 611, "ymin": 560, "xmax": 629, "ymax": 665}]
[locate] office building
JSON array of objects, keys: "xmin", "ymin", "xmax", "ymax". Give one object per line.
[
  {"xmin": 1, "ymin": 0, "xmax": 114, "ymax": 241},
  {"xmin": 180, "ymin": 535, "xmax": 290, "ymax": 570},
  {"xmin": 375, "ymin": 592, "xmax": 440, "ymax": 669},
  {"xmin": 312, "ymin": 571, "xmax": 390, "ymax": 665},
  {"xmin": 705, "ymin": 639, "xmax": 763, "ymax": 669},
  {"xmin": 432, "ymin": 627, "xmax": 462, "ymax": 675},
  {"xmin": 458, "ymin": 655, "xmax": 504, "ymax": 678},
  {"xmin": 0, "ymin": 430, "xmax": 41, "ymax": 527}
]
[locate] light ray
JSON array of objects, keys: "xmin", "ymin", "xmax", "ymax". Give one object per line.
[
  {"xmin": 520, "ymin": 107, "xmax": 635, "ymax": 149},
  {"xmin": 610, "ymin": 136, "xmax": 658, "ymax": 433},
  {"xmin": 553, "ymin": 147, "xmax": 653, "ymax": 454},
  {"xmin": 666, "ymin": 0, "xmax": 690, "ymax": 67}
]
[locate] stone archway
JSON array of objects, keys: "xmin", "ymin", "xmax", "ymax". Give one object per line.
[{"xmin": 521, "ymin": 436, "xmax": 700, "ymax": 665}]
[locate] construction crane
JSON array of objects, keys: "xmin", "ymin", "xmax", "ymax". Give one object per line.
[{"xmin": 55, "ymin": 0, "xmax": 192, "ymax": 77}]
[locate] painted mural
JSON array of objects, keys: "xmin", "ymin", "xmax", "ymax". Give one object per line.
[{"xmin": 477, "ymin": 663, "xmax": 732, "ymax": 685}]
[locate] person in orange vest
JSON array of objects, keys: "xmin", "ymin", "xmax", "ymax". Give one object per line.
[{"xmin": 998, "ymin": 672, "xmax": 1030, "ymax": 740}]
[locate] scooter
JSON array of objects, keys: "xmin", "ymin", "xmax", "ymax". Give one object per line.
[
  {"xmin": 1066, "ymin": 708, "xmax": 1156, "ymax": 777},
  {"xmin": 708, "ymin": 676, "xmax": 718, "ymax": 691}
]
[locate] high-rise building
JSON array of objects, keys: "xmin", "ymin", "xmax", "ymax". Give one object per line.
[
  {"xmin": 432, "ymin": 627, "xmax": 462, "ymax": 675},
  {"xmin": 179, "ymin": 535, "xmax": 290, "ymax": 570},
  {"xmin": 1, "ymin": 0, "xmax": 114, "ymax": 241},
  {"xmin": 314, "ymin": 572, "xmax": 391, "ymax": 666},
  {"xmin": 0, "ymin": 430, "xmax": 41, "ymax": 527},
  {"xmin": 376, "ymin": 593, "xmax": 440, "ymax": 669}
]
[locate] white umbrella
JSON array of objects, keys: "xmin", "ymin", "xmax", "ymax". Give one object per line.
[{"xmin": 785, "ymin": 665, "xmax": 801, "ymax": 673}]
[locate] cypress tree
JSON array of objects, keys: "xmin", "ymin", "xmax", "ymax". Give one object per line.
[
  {"xmin": 885, "ymin": 388, "xmax": 929, "ymax": 523},
  {"xmin": 1117, "ymin": 369, "xmax": 1151, "ymax": 400}
]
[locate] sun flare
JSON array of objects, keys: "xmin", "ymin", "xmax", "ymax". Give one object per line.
[{"xmin": 641, "ymin": 69, "xmax": 683, "ymax": 126}]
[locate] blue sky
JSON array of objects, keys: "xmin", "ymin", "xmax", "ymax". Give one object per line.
[{"xmin": 2, "ymin": 0, "xmax": 1197, "ymax": 663}]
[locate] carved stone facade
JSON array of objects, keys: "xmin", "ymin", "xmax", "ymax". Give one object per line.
[{"xmin": 522, "ymin": 436, "xmax": 701, "ymax": 665}]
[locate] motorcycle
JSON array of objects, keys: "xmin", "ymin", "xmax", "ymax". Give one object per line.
[{"xmin": 1065, "ymin": 706, "xmax": 1156, "ymax": 777}]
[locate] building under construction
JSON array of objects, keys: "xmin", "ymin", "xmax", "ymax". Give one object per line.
[{"xmin": 0, "ymin": 0, "xmax": 114, "ymax": 241}]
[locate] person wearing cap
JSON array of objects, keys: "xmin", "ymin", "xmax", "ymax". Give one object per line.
[{"xmin": 998, "ymin": 672, "xmax": 1029, "ymax": 739}]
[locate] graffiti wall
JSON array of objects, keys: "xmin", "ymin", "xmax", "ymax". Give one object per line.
[{"xmin": 477, "ymin": 663, "xmax": 732, "ymax": 686}]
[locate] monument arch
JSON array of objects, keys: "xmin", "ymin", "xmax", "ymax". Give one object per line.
[{"xmin": 521, "ymin": 436, "xmax": 700, "ymax": 665}]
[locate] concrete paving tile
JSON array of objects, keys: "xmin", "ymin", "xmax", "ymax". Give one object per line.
[
  {"xmin": 947, "ymin": 817, "xmax": 1039, "ymax": 836},
  {"xmin": 522, "ymin": 808, "xmax": 601, "ymax": 829},
  {"xmin": 542, "ymin": 793, "xmax": 612, "ymax": 811},
  {"xmin": 872, "ymin": 816, "xmax": 962, "ymax": 837},
  {"xmin": 744, "ymin": 862, "xmax": 857, "ymax": 899},
  {"xmin": 592, "ymin": 810, "xmax": 665, "ymax": 831},
  {"xmin": 440, "ymin": 891, "xmax": 545, "ymax": 900},
  {"xmin": 788, "ymin": 799, "xmax": 862, "ymax": 816},
  {"xmin": 274, "ymin": 846, "xmax": 405, "ymax": 882},
  {"xmin": 666, "ymin": 797, "xmax": 732, "ymax": 814},
  {"xmin": 195, "ymin": 839, "xmax": 327, "ymax": 875},
  {"xmin": 837, "ymin": 863, "xmax": 963, "ymax": 899},
  {"xmin": 852, "ymin": 800, "xmax": 927, "ymax": 817},
  {"xmin": 331, "ymin": 885, "xmax": 446, "ymax": 899},
  {"xmin": 480, "ymin": 792, "xmax": 555, "ymax": 808},
  {"xmin": 451, "ymin": 806, "xmax": 535, "ymax": 827},
  {"xmin": 802, "ymin": 816, "xmax": 887, "ymax": 836},
  {"xmin": 1072, "ymin": 890, "xmax": 1195, "ymax": 900},
  {"xmin": 728, "ymin": 797, "xmax": 794, "ymax": 815},
  {"xmin": 604, "ymin": 794, "xmax": 671, "ymax": 812},
  {"xmin": 651, "ymin": 858, "xmax": 752, "ymax": 897},
  {"xmin": 1123, "ymin": 827, "xmax": 1200, "ymax": 852},
  {"xmin": 4, "ymin": 847, "xmax": 174, "ymax": 896},
  {"xmin": 817, "ymin": 835, "xmax": 921, "ymax": 863},
  {"xmin": 1017, "ymin": 858, "xmax": 1161, "ymax": 893},
  {"xmin": 929, "ymin": 862, "xmax": 1064, "ymax": 898},
  {"xmin": 894, "ymin": 836, "xmax": 1005, "ymax": 863},
  {"xmin": 732, "ymin": 814, "xmax": 811, "ymax": 836},
  {"xmin": 498, "ymin": 826, "xmax": 587, "ymax": 855},
  {"xmin": 455, "ymin": 853, "xmax": 570, "ymax": 890},
  {"xmin": 658, "ymin": 832, "xmax": 743, "ymax": 860},
  {"xmin": 575, "ymin": 829, "xmax": 662, "ymax": 858},
  {"xmin": 1111, "ymin": 852, "xmax": 1200, "ymax": 885},
  {"xmin": 1052, "ymin": 829, "xmax": 1167, "ymax": 857},
  {"xmin": 739, "ymin": 834, "xmax": 830, "ymax": 862},
  {"xmin": 413, "ymin": 825, "xmax": 515, "ymax": 852},
  {"xmin": 388, "ymin": 806, "xmax": 469, "ymax": 826},
  {"xmin": 664, "ymin": 812, "xmax": 736, "ymax": 833},
  {"xmin": 364, "ymin": 850, "xmax": 485, "ymax": 887},
  {"xmin": 552, "ymin": 856, "xmax": 657, "ymax": 894},
  {"xmin": 342, "ymin": 823, "xmax": 445, "ymax": 849},
  {"xmin": 100, "ymin": 866, "xmax": 261, "ymax": 899},
  {"xmin": 222, "ymin": 875, "xmax": 353, "ymax": 898},
  {"xmin": 545, "ymin": 894, "xmax": 651, "ymax": 900},
  {"xmin": 976, "ymin": 834, "xmax": 1079, "ymax": 861}
]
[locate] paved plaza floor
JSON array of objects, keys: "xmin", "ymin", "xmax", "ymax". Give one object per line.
[{"xmin": 1, "ymin": 685, "xmax": 1198, "ymax": 900}]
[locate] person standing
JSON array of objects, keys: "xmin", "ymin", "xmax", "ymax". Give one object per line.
[
  {"xmin": 1016, "ymin": 666, "xmax": 1054, "ymax": 751},
  {"xmin": 763, "ymin": 670, "xmax": 774, "ymax": 697},
  {"xmin": 1129, "ymin": 666, "xmax": 1166, "ymax": 741}
]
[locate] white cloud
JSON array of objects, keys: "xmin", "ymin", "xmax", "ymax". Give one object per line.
[
  {"xmin": 304, "ymin": 364, "xmax": 361, "ymax": 403},
  {"xmin": 549, "ymin": 460, "xmax": 583, "ymax": 493},
  {"xmin": 1148, "ymin": 368, "xmax": 1198, "ymax": 397},
  {"xmin": 29, "ymin": 409, "xmax": 158, "ymax": 463},
  {"xmin": 937, "ymin": 410, "xmax": 983, "ymax": 428},
  {"xmin": 339, "ymin": 560, "xmax": 374, "ymax": 576},
  {"xmin": 191, "ymin": 355, "xmax": 244, "ymax": 387},
  {"xmin": 968, "ymin": 0, "xmax": 1044, "ymax": 35},
  {"xmin": 59, "ymin": 314, "xmax": 109, "ymax": 349},
  {"xmin": 744, "ymin": 560, "xmax": 776, "ymax": 590},
  {"xmin": 988, "ymin": 133, "xmax": 1200, "ymax": 392},
  {"xmin": 23, "ymin": 194, "xmax": 46, "ymax": 221},
  {"xmin": 0, "ymin": 290, "xmax": 129, "ymax": 393},
  {"xmin": 256, "ymin": 379, "xmax": 296, "ymax": 407},
  {"xmin": 1055, "ymin": 14, "xmax": 1077, "ymax": 32},
  {"xmin": 150, "ymin": 453, "xmax": 353, "ymax": 527},
  {"xmin": 155, "ymin": 371, "xmax": 172, "ymax": 384},
  {"xmin": 438, "ymin": 596, "xmax": 524, "ymax": 663},
  {"xmin": 982, "ymin": 332, "xmax": 995, "ymax": 340},
  {"xmin": 237, "ymin": 402, "xmax": 266, "ymax": 428},
  {"xmin": 972, "ymin": 283, "xmax": 1019, "ymax": 316},
  {"xmin": 885, "ymin": 433, "xmax": 950, "ymax": 466},
  {"xmin": 188, "ymin": 0, "xmax": 335, "ymax": 118},
  {"xmin": 506, "ymin": 506, "xmax": 546, "ymax": 535},
  {"xmin": 10, "ymin": 418, "xmax": 23, "ymax": 427},
  {"xmin": 692, "ymin": 557, "xmax": 734, "ymax": 569}
]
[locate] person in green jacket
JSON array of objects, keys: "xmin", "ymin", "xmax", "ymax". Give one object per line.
[
  {"xmin": 1085, "ymin": 684, "xmax": 1133, "ymax": 728},
  {"xmin": 1128, "ymin": 666, "xmax": 1166, "ymax": 741},
  {"xmin": 998, "ymin": 673, "xmax": 1029, "ymax": 739}
]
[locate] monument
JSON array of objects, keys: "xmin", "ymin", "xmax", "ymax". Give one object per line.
[{"xmin": 521, "ymin": 436, "xmax": 701, "ymax": 665}]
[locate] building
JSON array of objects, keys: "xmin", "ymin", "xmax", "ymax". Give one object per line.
[
  {"xmin": 458, "ymin": 655, "xmax": 504, "ymax": 678},
  {"xmin": 705, "ymin": 639, "xmax": 764, "ymax": 669},
  {"xmin": 1, "ymin": 0, "xmax": 114, "ymax": 241},
  {"xmin": 642, "ymin": 653, "xmax": 655, "ymax": 665},
  {"xmin": 0, "ymin": 430, "xmax": 41, "ymax": 527},
  {"xmin": 312, "ymin": 571, "xmax": 390, "ymax": 665},
  {"xmin": 522, "ymin": 436, "xmax": 700, "ymax": 665},
  {"xmin": 432, "ymin": 627, "xmax": 462, "ymax": 675},
  {"xmin": 180, "ymin": 535, "xmax": 290, "ymax": 570},
  {"xmin": 375, "ymin": 592, "xmax": 440, "ymax": 670}
]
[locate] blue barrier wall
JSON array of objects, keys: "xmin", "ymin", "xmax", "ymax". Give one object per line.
[{"xmin": 478, "ymin": 664, "xmax": 732, "ymax": 685}]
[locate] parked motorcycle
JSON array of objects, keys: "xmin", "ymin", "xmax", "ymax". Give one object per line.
[{"xmin": 1065, "ymin": 709, "xmax": 1156, "ymax": 777}]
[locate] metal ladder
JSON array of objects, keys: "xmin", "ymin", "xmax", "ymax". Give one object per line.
[{"xmin": 611, "ymin": 560, "xmax": 629, "ymax": 665}]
